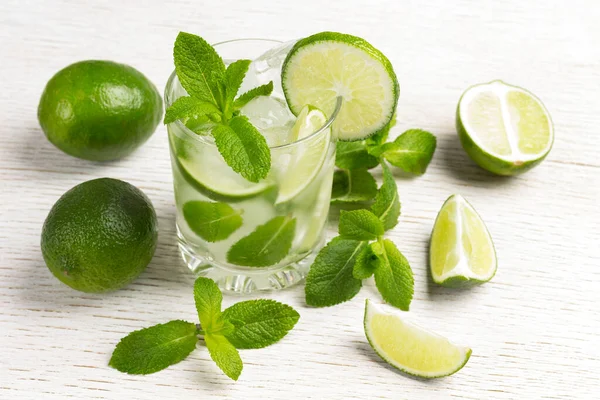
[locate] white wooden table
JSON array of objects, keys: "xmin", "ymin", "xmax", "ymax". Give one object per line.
[{"xmin": 1, "ymin": 1, "xmax": 599, "ymax": 398}]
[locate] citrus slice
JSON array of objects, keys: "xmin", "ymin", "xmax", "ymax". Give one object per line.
[
  {"xmin": 282, "ymin": 31, "xmax": 399, "ymax": 141},
  {"xmin": 170, "ymin": 134, "xmax": 274, "ymax": 202},
  {"xmin": 364, "ymin": 299, "xmax": 471, "ymax": 378},
  {"xmin": 430, "ymin": 194, "xmax": 497, "ymax": 287},
  {"xmin": 275, "ymin": 105, "xmax": 331, "ymax": 203},
  {"xmin": 457, "ymin": 80, "xmax": 553, "ymax": 175}
]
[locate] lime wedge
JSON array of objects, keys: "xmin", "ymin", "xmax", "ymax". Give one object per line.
[
  {"xmin": 457, "ymin": 80, "xmax": 553, "ymax": 175},
  {"xmin": 275, "ymin": 105, "xmax": 331, "ymax": 204},
  {"xmin": 430, "ymin": 194, "xmax": 496, "ymax": 287},
  {"xmin": 282, "ymin": 32, "xmax": 398, "ymax": 141},
  {"xmin": 364, "ymin": 299, "xmax": 471, "ymax": 378}
]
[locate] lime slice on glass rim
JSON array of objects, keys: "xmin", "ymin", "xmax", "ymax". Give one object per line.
[
  {"xmin": 430, "ymin": 194, "xmax": 497, "ymax": 287},
  {"xmin": 282, "ymin": 31, "xmax": 399, "ymax": 141},
  {"xmin": 457, "ymin": 80, "xmax": 554, "ymax": 176},
  {"xmin": 275, "ymin": 104, "xmax": 332, "ymax": 204},
  {"xmin": 364, "ymin": 299, "xmax": 472, "ymax": 379}
]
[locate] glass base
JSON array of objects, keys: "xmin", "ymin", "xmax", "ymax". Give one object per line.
[{"xmin": 177, "ymin": 229, "xmax": 322, "ymax": 294}]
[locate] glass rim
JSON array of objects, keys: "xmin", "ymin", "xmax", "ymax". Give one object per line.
[{"xmin": 164, "ymin": 38, "xmax": 342, "ymax": 150}]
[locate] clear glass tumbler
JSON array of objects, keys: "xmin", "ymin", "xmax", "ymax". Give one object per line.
[{"xmin": 165, "ymin": 39, "xmax": 340, "ymax": 293}]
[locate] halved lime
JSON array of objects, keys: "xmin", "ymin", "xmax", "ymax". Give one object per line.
[
  {"xmin": 364, "ymin": 299, "xmax": 471, "ymax": 378},
  {"xmin": 457, "ymin": 80, "xmax": 553, "ymax": 175},
  {"xmin": 430, "ymin": 194, "xmax": 496, "ymax": 287},
  {"xmin": 275, "ymin": 105, "xmax": 330, "ymax": 204},
  {"xmin": 282, "ymin": 32, "xmax": 399, "ymax": 141}
]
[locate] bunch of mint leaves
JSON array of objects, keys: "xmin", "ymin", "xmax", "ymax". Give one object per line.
[
  {"xmin": 306, "ymin": 120, "xmax": 437, "ymax": 309},
  {"xmin": 165, "ymin": 32, "xmax": 274, "ymax": 182},
  {"xmin": 110, "ymin": 277, "xmax": 299, "ymax": 380}
]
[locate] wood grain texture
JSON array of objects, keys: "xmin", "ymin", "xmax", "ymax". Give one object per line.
[{"xmin": 1, "ymin": 0, "xmax": 599, "ymax": 398}]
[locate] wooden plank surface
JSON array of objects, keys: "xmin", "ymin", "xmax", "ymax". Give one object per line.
[{"xmin": 1, "ymin": 0, "xmax": 599, "ymax": 398}]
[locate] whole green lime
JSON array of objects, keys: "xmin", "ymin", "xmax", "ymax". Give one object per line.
[
  {"xmin": 41, "ymin": 178, "xmax": 158, "ymax": 293},
  {"xmin": 38, "ymin": 60, "xmax": 163, "ymax": 161}
]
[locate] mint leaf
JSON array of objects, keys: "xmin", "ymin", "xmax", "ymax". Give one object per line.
[
  {"xmin": 335, "ymin": 142, "xmax": 379, "ymax": 170},
  {"xmin": 371, "ymin": 239, "xmax": 414, "ymax": 311},
  {"xmin": 222, "ymin": 299, "xmax": 300, "ymax": 349},
  {"xmin": 381, "ymin": 129, "xmax": 437, "ymax": 174},
  {"xmin": 233, "ymin": 82, "xmax": 274, "ymax": 110},
  {"xmin": 185, "ymin": 114, "xmax": 214, "ymax": 133},
  {"xmin": 227, "ymin": 216, "xmax": 296, "ymax": 267},
  {"xmin": 204, "ymin": 333, "xmax": 243, "ymax": 381},
  {"xmin": 339, "ymin": 210, "xmax": 384, "ymax": 241},
  {"xmin": 212, "ymin": 116, "xmax": 271, "ymax": 183},
  {"xmin": 366, "ymin": 115, "xmax": 395, "ymax": 156},
  {"xmin": 370, "ymin": 162, "xmax": 400, "ymax": 230},
  {"xmin": 353, "ymin": 244, "xmax": 378, "ymax": 280},
  {"xmin": 164, "ymin": 96, "xmax": 221, "ymax": 124},
  {"xmin": 224, "ymin": 59, "xmax": 251, "ymax": 109},
  {"xmin": 305, "ymin": 237, "xmax": 367, "ymax": 307},
  {"xmin": 331, "ymin": 169, "xmax": 378, "ymax": 203},
  {"xmin": 194, "ymin": 277, "xmax": 223, "ymax": 333},
  {"xmin": 174, "ymin": 32, "xmax": 225, "ymax": 106},
  {"xmin": 183, "ymin": 201, "xmax": 242, "ymax": 242},
  {"xmin": 109, "ymin": 320, "xmax": 198, "ymax": 375}
]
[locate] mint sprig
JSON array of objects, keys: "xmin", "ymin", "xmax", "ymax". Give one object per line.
[
  {"xmin": 167, "ymin": 32, "xmax": 273, "ymax": 183},
  {"xmin": 306, "ymin": 160, "xmax": 414, "ymax": 310},
  {"xmin": 330, "ymin": 118, "xmax": 437, "ymax": 203},
  {"xmin": 109, "ymin": 277, "xmax": 299, "ymax": 380}
]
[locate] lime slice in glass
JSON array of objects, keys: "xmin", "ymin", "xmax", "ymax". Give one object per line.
[
  {"xmin": 430, "ymin": 194, "xmax": 497, "ymax": 287},
  {"xmin": 457, "ymin": 80, "xmax": 553, "ymax": 175},
  {"xmin": 275, "ymin": 105, "xmax": 331, "ymax": 204},
  {"xmin": 364, "ymin": 299, "xmax": 472, "ymax": 378},
  {"xmin": 171, "ymin": 133, "xmax": 274, "ymax": 202},
  {"xmin": 282, "ymin": 32, "xmax": 399, "ymax": 141}
]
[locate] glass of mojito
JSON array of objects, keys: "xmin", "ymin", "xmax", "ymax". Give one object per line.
[{"xmin": 165, "ymin": 39, "xmax": 341, "ymax": 293}]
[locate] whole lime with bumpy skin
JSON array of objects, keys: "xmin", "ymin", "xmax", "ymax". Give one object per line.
[
  {"xmin": 38, "ymin": 60, "xmax": 163, "ymax": 161},
  {"xmin": 41, "ymin": 178, "xmax": 158, "ymax": 293}
]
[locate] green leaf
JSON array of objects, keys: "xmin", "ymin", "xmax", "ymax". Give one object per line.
[
  {"xmin": 353, "ymin": 244, "xmax": 378, "ymax": 280},
  {"xmin": 371, "ymin": 239, "xmax": 414, "ymax": 311},
  {"xmin": 366, "ymin": 114, "xmax": 395, "ymax": 156},
  {"xmin": 109, "ymin": 320, "xmax": 198, "ymax": 375},
  {"xmin": 164, "ymin": 96, "xmax": 221, "ymax": 124},
  {"xmin": 335, "ymin": 142, "xmax": 380, "ymax": 170},
  {"xmin": 183, "ymin": 201, "xmax": 243, "ymax": 242},
  {"xmin": 204, "ymin": 333, "xmax": 243, "ymax": 381},
  {"xmin": 227, "ymin": 216, "xmax": 296, "ymax": 267},
  {"xmin": 305, "ymin": 237, "xmax": 366, "ymax": 307},
  {"xmin": 224, "ymin": 59, "xmax": 251, "ymax": 108},
  {"xmin": 194, "ymin": 277, "xmax": 223, "ymax": 333},
  {"xmin": 174, "ymin": 32, "xmax": 225, "ymax": 105},
  {"xmin": 339, "ymin": 209, "xmax": 384, "ymax": 241},
  {"xmin": 331, "ymin": 169, "xmax": 378, "ymax": 203},
  {"xmin": 370, "ymin": 161, "xmax": 401, "ymax": 230},
  {"xmin": 233, "ymin": 82, "xmax": 274, "ymax": 109},
  {"xmin": 211, "ymin": 116, "xmax": 271, "ymax": 183},
  {"xmin": 222, "ymin": 299, "xmax": 300, "ymax": 349},
  {"xmin": 381, "ymin": 129, "xmax": 437, "ymax": 174}
]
